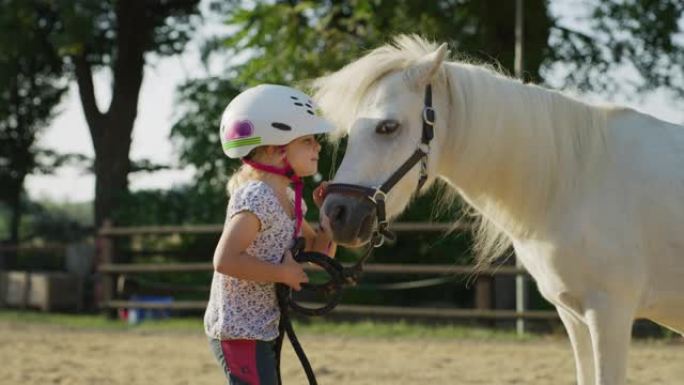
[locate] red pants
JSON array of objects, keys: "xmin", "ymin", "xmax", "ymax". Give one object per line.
[{"xmin": 208, "ymin": 338, "xmax": 279, "ymax": 385}]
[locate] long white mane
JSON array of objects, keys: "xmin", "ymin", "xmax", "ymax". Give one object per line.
[{"xmin": 313, "ymin": 35, "xmax": 613, "ymax": 262}]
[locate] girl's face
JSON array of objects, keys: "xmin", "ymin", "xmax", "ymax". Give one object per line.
[{"xmin": 285, "ymin": 135, "xmax": 322, "ymax": 177}]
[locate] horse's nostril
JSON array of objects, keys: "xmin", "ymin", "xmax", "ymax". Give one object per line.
[{"xmin": 330, "ymin": 205, "xmax": 347, "ymax": 225}]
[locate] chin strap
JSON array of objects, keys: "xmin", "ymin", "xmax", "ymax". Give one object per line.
[{"xmin": 242, "ymin": 150, "xmax": 304, "ymax": 237}]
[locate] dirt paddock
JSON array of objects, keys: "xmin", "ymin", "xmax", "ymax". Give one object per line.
[{"xmin": 1, "ymin": 320, "xmax": 683, "ymax": 385}]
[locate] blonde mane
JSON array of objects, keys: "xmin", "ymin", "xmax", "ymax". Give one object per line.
[
  {"xmin": 312, "ymin": 35, "xmax": 444, "ymax": 141},
  {"xmin": 313, "ymin": 35, "xmax": 611, "ymax": 263}
]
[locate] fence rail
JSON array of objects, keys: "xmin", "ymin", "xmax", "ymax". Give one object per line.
[
  {"xmin": 96, "ymin": 222, "xmax": 555, "ymax": 325},
  {"xmin": 99, "ymin": 262, "xmax": 528, "ymax": 275},
  {"xmin": 98, "ymin": 222, "xmax": 469, "ymax": 237},
  {"xmin": 101, "ymin": 300, "xmax": 557, "ymax": 320}
]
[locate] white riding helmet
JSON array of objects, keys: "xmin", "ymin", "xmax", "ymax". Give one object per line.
[{"xmin": 219, "ymin": 84, "xmax": 334, "ymax": 158}]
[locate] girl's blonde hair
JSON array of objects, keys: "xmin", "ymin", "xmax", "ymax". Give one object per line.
[{"xmin": 226, "ymin": 147, "xmax": 271, "ymax": 196}]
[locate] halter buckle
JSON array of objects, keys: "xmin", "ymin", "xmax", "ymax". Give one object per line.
[
  {"xmin": 372, "ymin": 233, "xmax": 385, "ymax": 248},
  {"xmin": 369, "ymin": 188, "xmax": 386, "ymax": 204}
]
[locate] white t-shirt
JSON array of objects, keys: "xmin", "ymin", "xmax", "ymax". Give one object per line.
[{"xmin": 204, "ymin": 180, "xmax": 306, "ymax": 341}]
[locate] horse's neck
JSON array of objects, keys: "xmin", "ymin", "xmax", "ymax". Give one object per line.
[{"xmin": 437, "ymin": 62, "xmax": 608, "ymax": 239}]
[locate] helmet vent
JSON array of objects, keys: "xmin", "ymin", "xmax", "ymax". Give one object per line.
[
  {"xmin": 290, "ymin": 96, "xmax": 299, "ymax": 100},
  {"xmin": 306, "ymin": 110, "xmax": 315, "ymax": 115},
  {"xmin": 294, "ymin": 102, "xmax": 304, "ymax": 106},
  {"xmin": 271, "ymin": 122, "xmax": 292, "ymax": 131}
]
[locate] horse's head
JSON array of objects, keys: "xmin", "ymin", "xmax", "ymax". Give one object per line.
[{"xmin": 314, "ymin": 37, "xmax": 449, "ymax": 247}]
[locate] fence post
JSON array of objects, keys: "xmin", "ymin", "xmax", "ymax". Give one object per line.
[
  {"xmin": 514, "ymin": 0, "xmax": 527, "ymax": 337},
  {"xmin": 475, "ymin": 276, "xmax": 492, "ymax": 317},
  {"xmin": 97, "ymin": 219, "xmax": 115, "ymax": 318}
]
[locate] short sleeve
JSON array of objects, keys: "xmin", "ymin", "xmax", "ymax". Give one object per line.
[{"xmin": 227, "ymin": 182, "xmax": 277, "ymax": 231}]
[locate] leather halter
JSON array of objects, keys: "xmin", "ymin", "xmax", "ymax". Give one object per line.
[{"xmin": 325, "ymin": 84, "xmax": 436, "ymax": 247}]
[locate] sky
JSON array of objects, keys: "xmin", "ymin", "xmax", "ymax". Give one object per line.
[{"xmin": 23, "ymin": 0, "xmax": 684, "ymax": 203}]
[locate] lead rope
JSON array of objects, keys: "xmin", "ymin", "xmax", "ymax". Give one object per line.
[
  {"xmin": 275, "ymin": 237, "xmax": 318, "ymax": 385},
  {"xmin": 241, "ymin": 156, "xmax": 317, "ymax": 384}
]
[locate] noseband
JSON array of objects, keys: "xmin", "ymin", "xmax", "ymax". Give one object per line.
[{"xmin": 326, "ymin": 84, "xmax": 436, "ymax": 247}]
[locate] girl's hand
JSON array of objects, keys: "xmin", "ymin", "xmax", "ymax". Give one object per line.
[{"xmin": 280, "ymin": 250, "xmax": 309, "ymax": 291}]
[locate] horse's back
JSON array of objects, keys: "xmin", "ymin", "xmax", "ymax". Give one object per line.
[
  {"xmin": 606, "ymin": 108, "xmax": 684, "ymax": 176},
  {"xmin": 568, "ymin": 108, "xmax": 684, "ymax": 320},
  {"xmin": 604, "ymin": 109, "xmax": 684, "ymax": 235}
]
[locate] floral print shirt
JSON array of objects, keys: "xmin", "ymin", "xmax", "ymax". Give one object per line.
[{"xmin": 204, "ymin": 180, "xmax": 305, "ymax": 341}]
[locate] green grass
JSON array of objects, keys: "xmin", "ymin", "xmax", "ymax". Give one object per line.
[
  {"xmin": 0, "ymin": 310, "xmax": 536, "ymax": 341},
  {"xmin": 0, "ymin": 310, "xmax": 201, "ymax": 332}
]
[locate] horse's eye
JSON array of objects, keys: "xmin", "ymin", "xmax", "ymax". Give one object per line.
[{"xmin": 375, "ymin": 119, "xmax": 400, "ymax": 135}]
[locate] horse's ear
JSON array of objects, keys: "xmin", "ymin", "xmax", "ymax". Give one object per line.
[{"xmin": 408, "ymin": 43, "xmax": 449, "ymax": 88}]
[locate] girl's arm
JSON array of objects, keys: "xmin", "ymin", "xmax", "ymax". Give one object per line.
[
  {"xmin": 301, "ymin": 221, "xmax": 337, "ymax": 256},
  {"xmin": 214, "ymin": 212, "xmax": 308, "ymax": 290}
]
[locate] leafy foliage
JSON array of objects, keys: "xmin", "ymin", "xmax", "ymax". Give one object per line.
[
  {"xmin": 547, "ymin": 0, "xmax": 684, "ymax": 96},
  {"xmin": 0, "ymin": 0, "xmax": 68, "ymax": 242}
]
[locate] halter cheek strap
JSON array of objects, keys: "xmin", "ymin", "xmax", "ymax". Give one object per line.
[
  {"xmin": 324, "ymin": 84, "xmax": 435, "ymax": 247},
  {"xmin": 242, "ymin": 151, "xmax": 304, "ymax": 238}
]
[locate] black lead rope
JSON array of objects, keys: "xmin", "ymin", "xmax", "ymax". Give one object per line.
[
  {"xmin": 275, "ymin": 283, "xmax": 317, "ymax": 385},
  {"xmin": 274, "ymin": 236, "xmax": 379, "ymax": 385}
]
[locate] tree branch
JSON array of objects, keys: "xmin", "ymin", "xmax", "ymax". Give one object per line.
[{"xmin": 74, "ymin": 53, "xmax": 104, "ymax": 142}]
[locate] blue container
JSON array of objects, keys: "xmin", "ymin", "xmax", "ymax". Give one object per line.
[{"xmin": 128, "ymin": 295, "xmax": 174, "ymax": 324}]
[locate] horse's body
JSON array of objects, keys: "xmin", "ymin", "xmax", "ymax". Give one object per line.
[
  {"xmin": 521, "ymin": 108, "xmax": 684, "ymax": 330},
  {"xmin": 315, "ymin": 35, "xmax": 684, "ymax": 385}
]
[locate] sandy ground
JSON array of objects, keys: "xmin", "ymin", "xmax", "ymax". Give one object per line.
[{"xmin": 1, "ymin": 321, "xmax": 683, "ymax": 385}]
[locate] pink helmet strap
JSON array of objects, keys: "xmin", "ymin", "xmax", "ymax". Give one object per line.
[{"xmin": 242, "ymin": 150, "xmax": 304, "ymax": 238}]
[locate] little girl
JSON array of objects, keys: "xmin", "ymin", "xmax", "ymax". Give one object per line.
[{"xmin": 204, "ymin": 84, "xmax": 336, "ymax": 385}]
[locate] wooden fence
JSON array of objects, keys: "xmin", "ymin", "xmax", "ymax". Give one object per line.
[{"xmin": 96, "ymin": 222, "xmax": 559, "ymax": 323}]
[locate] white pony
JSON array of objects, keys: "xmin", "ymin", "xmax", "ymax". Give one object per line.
[{"xmin": 314, "ymin": 35, "xmax": 684, "ymax": 385}]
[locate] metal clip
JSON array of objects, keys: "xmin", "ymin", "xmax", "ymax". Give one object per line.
[
  {"xmin": 372, "ymin": 233, "xmax": 385, "ymax": 248},
  {"xmin": 369, "ymin": 188, "xmax": 386, "ymax": 204}
]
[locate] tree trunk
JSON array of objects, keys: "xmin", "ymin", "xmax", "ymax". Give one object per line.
[
  {"xmin": 74, "ymin": 0, "xmax": 148, "ymax": 231},
  {"xmin": 93, "ymin": 119, "xmax": 133, "ymax": 230}
]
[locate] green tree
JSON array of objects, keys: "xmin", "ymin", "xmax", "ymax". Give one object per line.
[
  {"xmin": 40, "ymin": 0, "xmax": 202, "ymax": 229},
  {"xmin": 0, "ymin": 1, "xmax": 67, "ymax": 248},
  {"xmin": 549, "ymin": 0, "xmax": 684, "ymax": 96}
]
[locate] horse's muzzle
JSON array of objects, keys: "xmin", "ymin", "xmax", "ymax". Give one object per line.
[{"xmin": 322, "ymin": 193, "xmax": 376, "ymax": 247}]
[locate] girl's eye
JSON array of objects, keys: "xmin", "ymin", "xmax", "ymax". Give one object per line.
[
  {"xmin": 375, "ymin": 119, "xmax": 400, "ymax": 135},
  {"xmin": 304, "ymin": 136, "xmax": 320, "ymax": 145}
]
